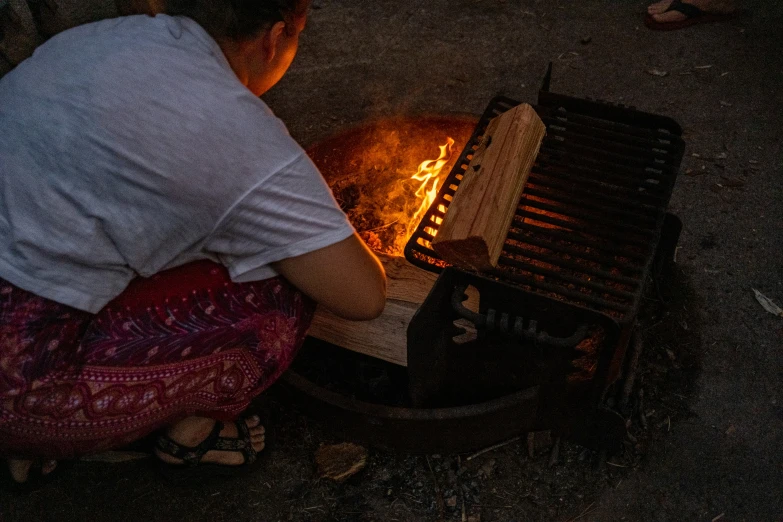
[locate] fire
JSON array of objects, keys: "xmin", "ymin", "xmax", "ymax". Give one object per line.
[
  {"xmin": 333, "ymin": 133, "xmax": 459, "ymax": 258},
  {"xmin": 395, "ymin": 137, "xmax": 455, "ymax": 252}
]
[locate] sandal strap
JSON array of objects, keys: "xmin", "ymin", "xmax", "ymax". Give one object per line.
[
  {"xmin": 155, "ymin": 420, "xmax": 224, "ymax": 467},
  {"xmin": 213, "ymin": 420, "xmax": 258, "ymax": 465},
  {"xmin": 666, "ymin": 0, "xmax": 704, "ymax": 18}
]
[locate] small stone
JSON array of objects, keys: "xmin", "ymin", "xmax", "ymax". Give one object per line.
[
  {"xmin": 580, "ymin": 36, "xmax": 592, "ymax": 44},
  {"xmin": 446, "ymin": 495, "xmax": 458, "ymax": 507}
]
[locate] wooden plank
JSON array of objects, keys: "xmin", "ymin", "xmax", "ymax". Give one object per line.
[
  {"xmin": 308, "ymin": 253, "xmax": 482, "ymax": 366},
  {"xmin": 308, "ymin": 254, "xmax": 437, "ymax": 366},
  {"xmin": 309, "ymin": 298, "xmax": 417, "ymax": 367},
  {"xmin": 432, "ymin": 103, "xmax": 546, "ymax": 271}
]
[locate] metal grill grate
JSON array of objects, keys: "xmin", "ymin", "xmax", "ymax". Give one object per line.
[{"xmin": 405, "ymin": 91, "xmax": 685, "ymax": 324}]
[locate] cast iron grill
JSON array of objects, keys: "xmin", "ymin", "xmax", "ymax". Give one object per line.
[{"xmin": 405, "ymin": 83, "xmax": 685, "ymax": 324}]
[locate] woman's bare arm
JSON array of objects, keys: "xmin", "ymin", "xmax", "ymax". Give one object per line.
[{"xmin": 271, "ymin": 233, "xmax": 387, "ymax": 320}]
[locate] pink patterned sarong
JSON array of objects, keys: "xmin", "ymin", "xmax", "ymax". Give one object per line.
[{"xmin": 0, "ymin": 261, "xmax": 314, "ymax": 459}]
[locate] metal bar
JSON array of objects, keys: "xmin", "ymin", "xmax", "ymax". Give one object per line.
[
  {"xmin": 545, "ymin": 127, "xmax": 673, "ymax": 166},
  {"xmin": 539, "ymin": 144, "xmax": 676, "ymax": 185},
  {"xmin": 536, "ymin": 91, "xmax": 685, "ymax": 136},
  {"xmin": 533, "ymin": 158, "xmax": 671, "ymax": 198},
  {"xmin": 510, "ymin": 223, "xmax": 650, "ymax": 261},
  {"xmin": 523, "ymin": 185, "xmax": 658, "ymax": 224},
  {"xmin": 519, "ymin": 198, "xmax": 656, "ymax": 237},
  {"xmin": 497, "ymin": 257, "xmax": 637, "ymax": 300},
  {"xmin": 540, "ymin": 114, "xmax": 681, "ymax": 156},
  {"xmin": 536, "ymin": 107, "xmax": 681, "ymax": 151},
  {"xmin": 513, "ymin": 211, "xmax": 654, "ymax": 248},
  {"xmin": 525, "ymin": 174, "xmax": 663, "ymax": 213},
  {"xmin": 541, "ymin": 141, "xmax": 673, "ymax": 176},
  {"xmin": 504, "ymin": 230, "xmax": 646, "ymax": 273},
  {"xmin": 487, "ymin": 268, "xmax": 632, "ymax": 315},
  {"xmin": 501, "ymin": 242, "xmax": 642, "ymax": 286}
]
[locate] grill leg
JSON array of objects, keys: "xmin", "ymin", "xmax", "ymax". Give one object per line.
[{"xmin": 654, "ymin": 213, "xmax": 683, "ymax": 277}]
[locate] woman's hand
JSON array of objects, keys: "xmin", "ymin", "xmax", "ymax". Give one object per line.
[{"xmin": 272, "ymin": 233, "xmax": 387, "ymax": 321}]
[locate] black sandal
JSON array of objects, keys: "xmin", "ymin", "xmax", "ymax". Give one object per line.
[{"xmin": 154, "ymin": 419, "xmax": 263, "ymax": 484}]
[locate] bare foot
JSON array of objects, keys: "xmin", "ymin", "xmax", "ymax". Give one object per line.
[
  {"xmin": 648, "ymin": 0, "xmax": 736, "ymax": 22},
  {"xmin": 155, "ymin": 415, "xmax": 265, "ymax": 466},
  {"xmin": 7, "ymin": 459, "xmax": 57, "ymax": 484}
]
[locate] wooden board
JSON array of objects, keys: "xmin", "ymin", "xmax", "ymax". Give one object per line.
[
  {"xmin": 309, "ymin": 298, "xmax": 418, "ymax": 366},
  {"xmin": 432, "ymin": 103, "xmax": 546, "ymax": 271},
  {"xmin": 308, "ymin": 253, "xmax": 438, "ymax": 367}
]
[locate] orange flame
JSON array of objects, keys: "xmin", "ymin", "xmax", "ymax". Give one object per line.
[{"xmin": 399, "ymin": 137, "xmax": 455, "ymax": 249}]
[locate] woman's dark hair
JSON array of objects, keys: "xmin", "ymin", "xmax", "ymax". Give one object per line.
[{"xmin": 166, "ymin": 0, "xmax": 309, "ymax": 40}]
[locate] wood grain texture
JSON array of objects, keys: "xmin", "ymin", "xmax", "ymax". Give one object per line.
[
  {"xmin": 309, "ymin": 299, "xmax": 417, "ymax": 366},
  {"xmin": 432, "ymin": 103, "xmax": 545, "ymax": 271},
  {"xmin": 308, "ymin": 254, "xmax": 438, "ymax": 367}
]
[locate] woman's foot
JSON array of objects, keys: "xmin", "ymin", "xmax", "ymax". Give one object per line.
[
  {"xmin": 647, "ymin": 0, "xmax": 736, "ymax": 23},
  {"xmin": 6, "ymin": 459, "xmax": 57, "ymax": 484},
  {"xmin": 155, "ymin": 415, "xmax": 265, "ymax": 467}
]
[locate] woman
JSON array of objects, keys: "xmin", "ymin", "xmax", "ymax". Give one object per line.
[{"xmin": 0, "ymin": 0, "xmax": 386, "ymax": 484}]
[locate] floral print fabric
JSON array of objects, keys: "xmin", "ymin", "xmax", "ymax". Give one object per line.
[{"xmin": 0, "ymin": 261, "xmax": 314, "ymax": 458}]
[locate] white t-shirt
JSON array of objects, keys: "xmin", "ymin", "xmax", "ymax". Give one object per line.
[{"xmin": 0, "ymin": 14, "xmax": 355, "ymax": 313}]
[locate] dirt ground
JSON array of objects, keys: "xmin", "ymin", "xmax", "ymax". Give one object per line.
[{"xmin": 2, "ymin": 1, "xmax": 782, "ymax": 521}]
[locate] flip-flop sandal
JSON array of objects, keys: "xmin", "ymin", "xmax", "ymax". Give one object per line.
[
  {"xmin": 154, "ymin": 417, "xmax": 267, "ymax": 485},
  {"xmin": 1, "ymin": 460, "xmax": 62, "ymax": 494},
  {"xmin": 644, "ymin": 0, "xmax": 736, "ymax": 31}
]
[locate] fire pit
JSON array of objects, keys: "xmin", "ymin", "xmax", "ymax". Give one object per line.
[{"xmin": 281, "ymin": 68, "xmax": 686, "ymax": 454}]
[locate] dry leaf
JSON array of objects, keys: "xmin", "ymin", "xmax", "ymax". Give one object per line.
[
  {"xmin": 647, "ymin": 68, "xmax": 668, "ymax": 77},
  {"xmin": 753, "ymin": 289, "xmax": 783, "ymax": 318},
  {"xmin": 315, "ymin": 442, "xmax": 368, "ymax": 482}
]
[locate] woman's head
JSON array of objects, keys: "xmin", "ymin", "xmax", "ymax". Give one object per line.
[
  {"xmin": 166, "ymin": 0, "xmax": 310, "ymax": 41},
  {"xmin": 166, "ymin": 0, "xmax": 311, "ymax": 95}
]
